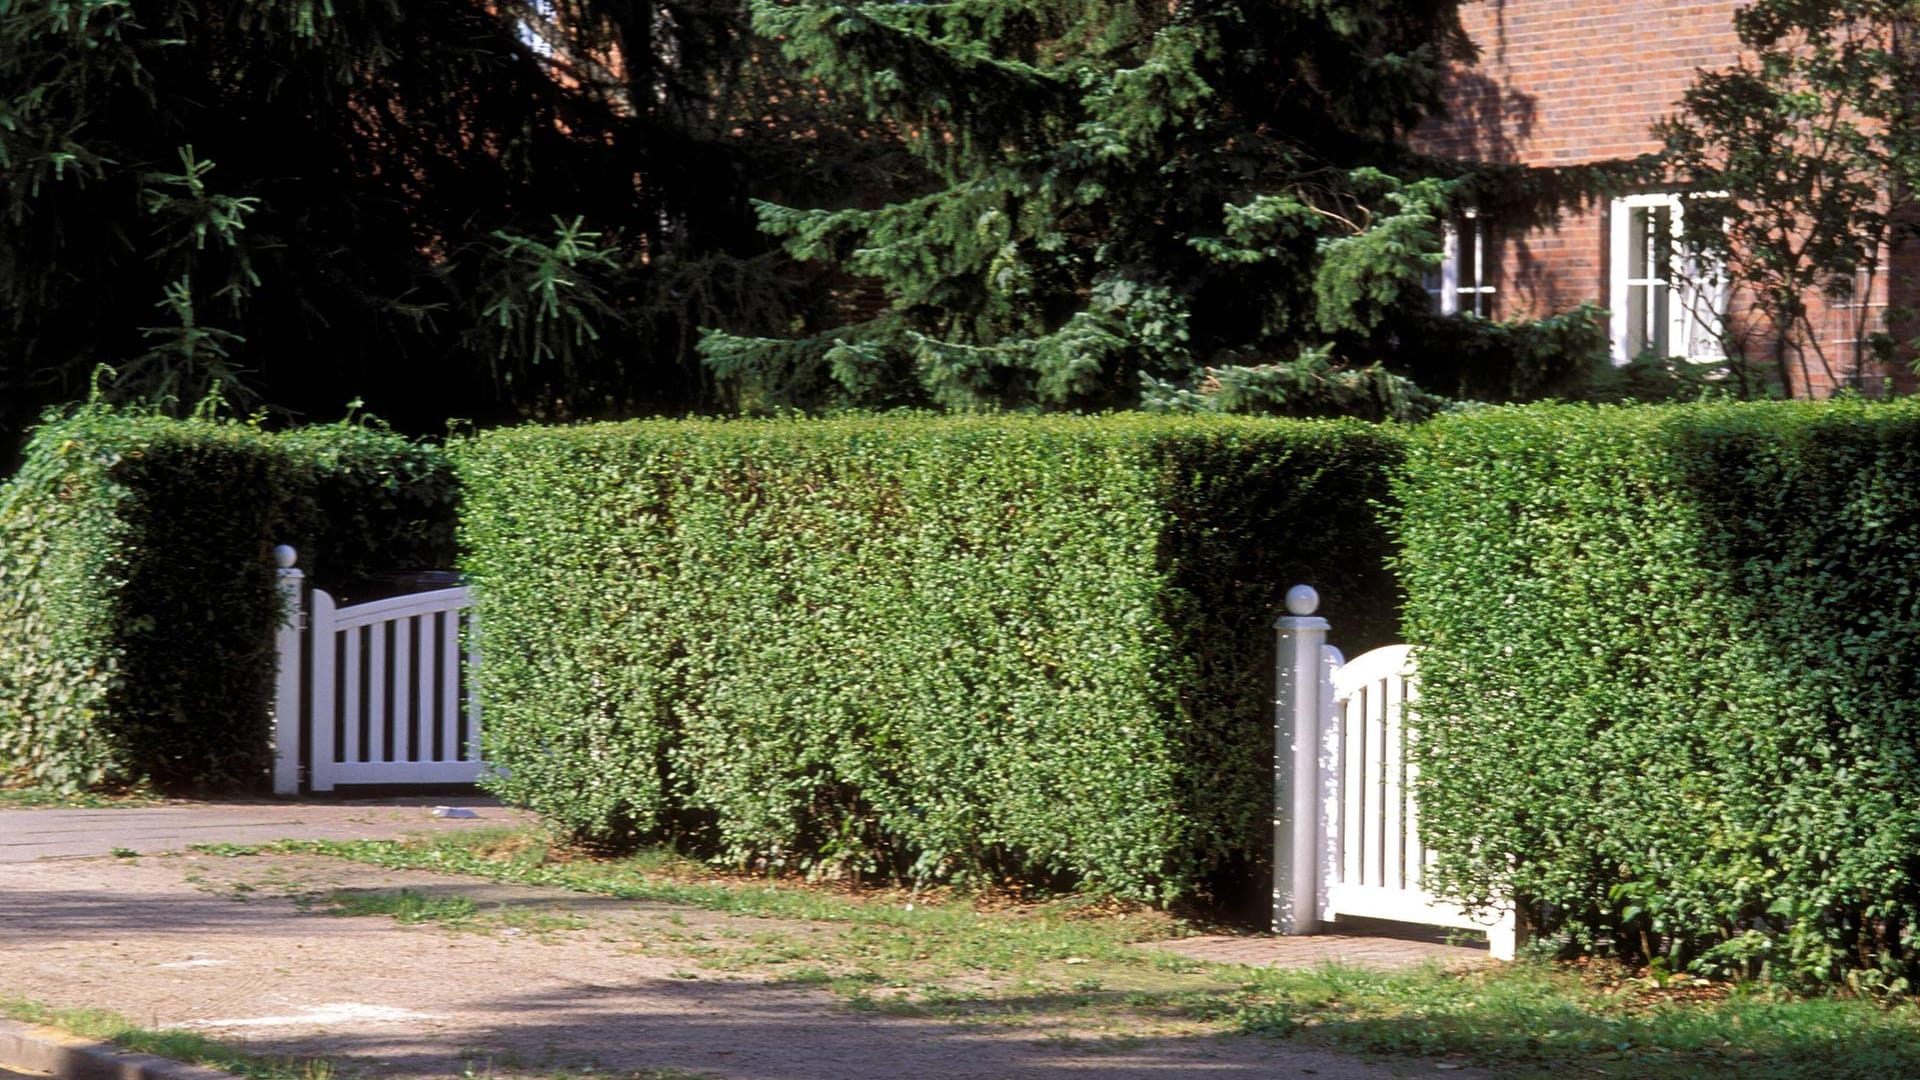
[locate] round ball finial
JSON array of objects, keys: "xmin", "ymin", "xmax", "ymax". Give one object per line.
[
  {"xmin": 274, "ymin": 544, "xmax": 298, "ymax": 569},
  {"xmin": 1284, "ymin": 584, "xmax": 1319, "ymax": 616}
]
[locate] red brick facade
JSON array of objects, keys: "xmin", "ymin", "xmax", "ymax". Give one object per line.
[{"xmin": 1415, "ymin": 0, "xmax": 1906, "ymax": 397}]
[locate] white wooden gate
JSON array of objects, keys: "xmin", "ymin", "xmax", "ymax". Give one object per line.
[
  {"xmin": 273, "ymin": 546, "xmax": 486, "ymax": 793},
  {"xmin": 1272, "ymin": 585, "xmax": 1517, "ymax": 959}
]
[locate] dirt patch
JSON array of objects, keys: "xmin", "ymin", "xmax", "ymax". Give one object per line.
[{"xmin": 2, "ymin": 852, "xmax": 1457, "ymax": 1079}]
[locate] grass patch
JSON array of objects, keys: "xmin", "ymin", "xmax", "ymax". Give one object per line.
[
  {"xmin": 272, "ymin": 830, "xmax": 1190, "ymax": 1002},
  {"xmin": 1205, "ymin": 962, "xmax": 1920, "ymax": 1078},
  {"xmin": 189, "ymin": 842, "xmax": 267, "ymax": 857},
  {"xmin": 315, "ymin": 881, "xmax": 588, "ymax": 940},
  {"xmin": 323, "ymin": 887, "xmax": 479, "ymax": 926},
  {"xmin": 279, "ymin": 827, "xmax": 1920, "ymax": 1077},
  {"xmin": 0, "ymin": 998, "xmax": 336, "ymax": 1080}
]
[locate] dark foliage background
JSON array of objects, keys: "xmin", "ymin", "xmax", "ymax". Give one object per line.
[{"xmin": 0, "ymin": 0, "xmax": 917, "ymax": 467}]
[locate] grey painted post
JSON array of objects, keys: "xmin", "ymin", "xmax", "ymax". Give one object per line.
[
  {"xmin": 1273, "ymin": 584, "xmax": 1327, "ymax": 935},
  {"xmin": 272, "ymin": 544, "xmax": 304, "ymax": 796}
]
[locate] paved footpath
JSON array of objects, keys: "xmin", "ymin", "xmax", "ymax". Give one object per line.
[
  {"xmin": 2, "ymin": 799, "xmax": 1492, "ymax": 972},
  {"xmin": 0, "ymin": 800, "xmax": 1491, "ymax": 1080},
  {"xmin": 1, "ymin": 800, "xmax": 1491, "ymax": 970},
  {"xmin": 0, "ymin": 799, "xmax": 536, "ymax": 863}
]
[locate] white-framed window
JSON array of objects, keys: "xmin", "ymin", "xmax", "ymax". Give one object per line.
[
  {"xmin": 1425, "ymin": 210, "xmax": 1497, "ymax": 317},
  {"xmin": 1609, "ymin": 193, "xmax": 1727, "ymax": 364}
]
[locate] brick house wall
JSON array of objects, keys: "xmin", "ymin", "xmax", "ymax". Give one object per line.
[{"xmin": 1415, "ymin": 0, "xmax": 1906, "ymax": 397}]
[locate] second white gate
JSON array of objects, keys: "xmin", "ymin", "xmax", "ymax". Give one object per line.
[
  {"xmin": 1271, "ymin": 585, "xmax": 1517, "ymax": 959},
  {"xmin": 273, "ymin": 546, "xmax": 486, "ymax": 793}
]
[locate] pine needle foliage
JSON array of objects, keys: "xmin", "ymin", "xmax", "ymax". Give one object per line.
[{"xmin": 703, "ymin": 0, "xmax": 1634, "ymax": 416}]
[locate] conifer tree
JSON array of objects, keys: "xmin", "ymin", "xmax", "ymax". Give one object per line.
[
  {"xmin": 0, "ymin": 0, "xmax": 886, "ymax": 457},
  {"xmin": 702, "ymin": 0, "xmax": 1621, "ymax": 417}
]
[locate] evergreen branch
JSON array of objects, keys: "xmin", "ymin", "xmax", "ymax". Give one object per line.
[{"xmin": 751, "ymin": 0, "xmax": 1074, "ymax": 175}]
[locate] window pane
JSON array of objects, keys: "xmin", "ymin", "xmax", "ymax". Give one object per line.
[
  {"xmin": 1651, "ymin": 283, "xmax": 1670, "ymax": 356},
  {"xmin": 1627, "ymin": 284, "xmax": 1649, "ymax": 356},
  {"xmin": 1681, "ymin": 269, "xmax": 1726, "ymax": 360},
  {"xmin": 1625, "ymin": 283, "xmax": 1671, "ymax": 357},
  {"xmin": 1629, "ymin": 208, "xmax": 1651, "ymax": 281},
  {"xmin": 1650, "ymin": 205, "xmax": 1673, "ymax": 282},
  {"xmin": 1477, "ymin": 222, "xmax": 1496, "ymax": 317},
  {"xmin": 1447, "ymin": 216, "xmax": 1495, "ymax": 317},
  {"xmin": 1628, "ymin": 205, "xmax": 1675, "ymax": 284}
]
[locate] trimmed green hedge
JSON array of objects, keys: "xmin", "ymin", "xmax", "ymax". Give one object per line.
[
  {"xmin": 0, "ymin": 408, "xmax": 456, "ymax": 793},
  {"xmin": 458, "ymin": 415, "xmax": 1402, "ymax": 903},
  {"xmin": 1398, "ymin": 399, "xmax": 1920, "ymax": 987}
]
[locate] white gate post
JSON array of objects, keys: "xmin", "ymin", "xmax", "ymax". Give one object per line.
[
  {"xmin": 272, "ymin": 544, "xmax": 304, "ymax": 796},
  {"xmin": 1274, "ymin": 584, "xmax": 1329, "ymax": 935}
]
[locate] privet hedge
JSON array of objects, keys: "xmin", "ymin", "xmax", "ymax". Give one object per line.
[
  {"xmin": 0, "ymin": 408, "xmax": 456, "ymax": 793},
  {"xmin": 1398, "ymin": 399, "xmax": 1920, "ymax": 988},
  {"xmin": 458, "ymin": 415, "xmax": 1402, "ymax": 903}
]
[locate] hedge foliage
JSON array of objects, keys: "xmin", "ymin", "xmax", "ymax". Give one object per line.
[
  {"xmin": 457, "ymin": 415, "xmax": 1402, "ymax": 903},
  {"xmin": 0, "ymin": 407, "xmax": 456, "ymax": 793},
  {"xmin": 1397, "ymin": 399, "xmax": 1920, "ymax": 988}
]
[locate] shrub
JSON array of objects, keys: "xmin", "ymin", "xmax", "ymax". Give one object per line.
[
  {"xmin": 457, "ymin": 414, "xmax": 1402, "ymax": 903},
  {"xmin": 272, "ymin": 422, "xmax": 460, "ymax": 587},
  {"xmin": 0, "ymin": 407, "xmax": 455, "ymax": 793},
  {"xmin": 1396, "ymin": 303, "xmax": 1613, "ymax": 405},
  {"xmin": 1397, "ymin": 399, "xmax": 1920, "ymax": 987}
]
